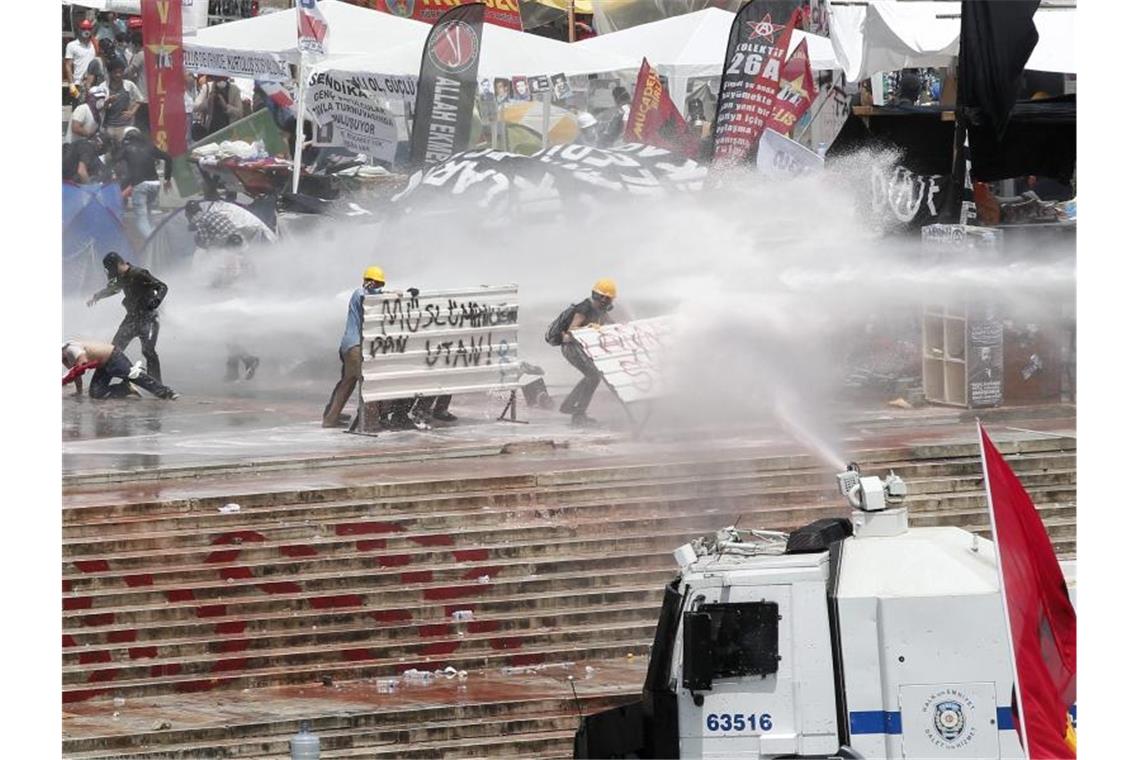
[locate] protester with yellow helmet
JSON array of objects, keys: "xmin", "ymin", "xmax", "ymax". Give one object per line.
[
  {"xmin": 322, "ymin": 265, "xmax": 397, "ymax": 428},
  {"xmin": 544, "ymin": 278, "xmax": 618, "ymax": 427}
]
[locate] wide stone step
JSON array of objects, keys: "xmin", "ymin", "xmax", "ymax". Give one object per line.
[
  {"xmin": 65, "ymin": 698, "xmax": 617, "ymax": 758},
  {"xmin": 60, "ymin": 459, "xmax": 1075, "ymax": 552},
  {"xmin": 65, "ymin": 599, "xmax": 661, "ymax": 667},
  {"xmin": 62, "ymin": 439, "xmax": 1074, "ymax": 525},
  {"xmin": 62, "ymin": 481, "xmax": 1075, "ymax": 566},
  {"xmin": 63, "ymin": 630, "xmax": 655, "ymax": 702}
]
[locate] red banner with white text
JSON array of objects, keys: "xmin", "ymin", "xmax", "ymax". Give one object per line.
[
  {"xmin": 764, "ymin": 39, "xmax": 816, "ymax": 137},
  {"xmin": 624, "ymin": 59, "xmax": 699, "ymax": 159},
  {"xmin": 980, "ymin": 423, "xmax": 1077, "ymax": 759},
  {"xmin": 377, "ymin": 0, "xmax": 521, "ymax": 31},
  {"xmin": 141, "ymin": 0, "xmax": 188, "ymax": 156}
]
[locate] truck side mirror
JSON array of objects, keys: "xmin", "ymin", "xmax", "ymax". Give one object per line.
[{"xmin": 682, "ymin": 611, "xmax": 714, "ymax": 693}]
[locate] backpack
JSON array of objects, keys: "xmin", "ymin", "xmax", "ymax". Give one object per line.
[{"xmin": 545, "ymin": 303, "xmax": 580, "ymax": 346}]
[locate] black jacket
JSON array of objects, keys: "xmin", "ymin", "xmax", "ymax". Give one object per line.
[
  {"xmin": 118, "ymin": 138, "xmax": 173, "ymax": 188},
  {"xmin": 93, "ymin": 265, "xmax": 168, "ymax": 315}
]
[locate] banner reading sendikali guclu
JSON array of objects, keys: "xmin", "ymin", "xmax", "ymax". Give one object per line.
[
  {"xmin": 710, "ymin": 0, "xmax": 803, "ymax": 167},
  {"xmin": 142, "ymin": 0, "xmax": 188, "ymax": 156},
  {"xmin": 409, "ymin": 3, "xmax": 486, "ymax": 168}
]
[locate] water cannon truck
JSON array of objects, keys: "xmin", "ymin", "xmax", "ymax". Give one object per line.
[{"xmin": 574, "ymin": 464, "xmax": 1071, "ymax": 759}]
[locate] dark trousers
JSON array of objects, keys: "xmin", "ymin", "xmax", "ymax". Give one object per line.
[
  {"xmin": 323, "ymin": 345, "xmax": 362, "ymax": 426},
  {"xmin": 91, "ymin": 348, "xmax": 173, "ymax": 399},
  {"xmin": 559, "ymin": 342, "xmax": 601, "ymax": 415},
  {"xmin": 112, "ymin": 311, "xmax": 161, "ymax": 382},
  {"xmin": 411, "ymin": 395, "xmax": 452, "ymax": 418}
]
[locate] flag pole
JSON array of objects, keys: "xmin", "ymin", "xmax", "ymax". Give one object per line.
[
  {"xmin": 291, "ymin": 55, "xmax": 308, "ymax": 194},
  {"xmin": 978, "ymin": 419, "xmax": 1031, "ymax": 758}
]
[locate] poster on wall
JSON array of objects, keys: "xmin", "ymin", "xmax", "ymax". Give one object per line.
[{"xmin": 967, "ymin": 302, "xmax": 1003, "ymax": 407}]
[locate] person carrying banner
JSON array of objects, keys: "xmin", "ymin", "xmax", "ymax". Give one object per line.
[
  {"xmin": 87, "ymin": 252, "xmax": 168, "ymax": 383},
  {"xmin": 323, "ymin": 267, "xmax": 420, "ymax": 428},
  {"xmin": 548, "ymin": 279, "xmax": 617, "ymax": 427},
  {"xmin": 62, "ymin": 339, "xmax": 178, "ymax": 400}
]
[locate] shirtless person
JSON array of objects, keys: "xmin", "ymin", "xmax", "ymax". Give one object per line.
[{"xmin": 62, "ymin": 339, "xmax": 178, "ymax": 400}]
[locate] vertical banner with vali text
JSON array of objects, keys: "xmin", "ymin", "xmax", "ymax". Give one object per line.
[{"xmin": 142, "ymin": 0, "xmax": 188, "ymax": 156}]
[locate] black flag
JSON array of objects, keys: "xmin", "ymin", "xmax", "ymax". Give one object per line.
[
  {"xmin": 409, "ymin": 3, "xmax": 485, "ymax": 168},
  {"xmin": 710, "ymin": 0, "xmax": 802, "ymax": 167},
  {"xmin": 959, "ymin": 0, "xmax": 1040, "ymax": 139}
]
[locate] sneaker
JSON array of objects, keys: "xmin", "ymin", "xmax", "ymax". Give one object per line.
[
  {"xmin": 128, "ymin": 361, "xmax": 144, "ymax": 380},
  {"xmin": 570, "ymin": 413, "xmax": 597, "ymax": 428},
  {"xmin": 244, "ymin": 356, "xmax": 260, "ymax": 380},
  {"xmin": 432, "ymin": 410, "xmax": 458, "ymax": 423},
  {"xmin": 166, "ymin": 391, "xmax": 180, "ymax": 400}
]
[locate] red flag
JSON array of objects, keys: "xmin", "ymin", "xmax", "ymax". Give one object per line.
[
  {"xmin": 979, "ymin": 423, "xmax": 1076, "ymax": 759},
  {"xmin": 623, "ymin": 59, "xmax": 699, "ymax": 159},
  {"xmin": 141, "ymin": 0, "xmax": 188, "ymax": 157},
  {"xmin": 297, "ymin": 0, "xmax": 330, "ymax": 56},
  {"xmin": 764, "ymin": 39, "xmax": 817, "ymax": 137}
]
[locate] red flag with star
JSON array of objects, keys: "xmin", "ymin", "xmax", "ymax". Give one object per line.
[{"xmin": 764, "ymin": 39, "xmax": 817, "ymax": 136}]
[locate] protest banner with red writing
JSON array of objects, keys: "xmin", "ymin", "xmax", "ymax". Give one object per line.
[
  {"xmin": 764, "ymin": 39, "xmax": 816, "ymax": 137},
  {"xmin": 623, "ymin": 58, "xmax": 699, "ymax": 159},
  {"xmin": 378, "ymin": 0, "xmax": 521, "ymax": 31},
  {"xmin": 711, "ymin": 2, "xmax": 803, "ymax": 167},
  {"xmin": 142, "ymin": 0, "xmax": 188, "ymax": 156}
]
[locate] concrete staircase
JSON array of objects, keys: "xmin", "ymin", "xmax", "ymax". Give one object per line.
[{"xmin": 62, "ymin": 434, "xmax": 1075, "ymax": 757}]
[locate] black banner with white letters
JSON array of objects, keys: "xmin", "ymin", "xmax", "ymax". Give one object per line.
[{"xmin": 409, "ymin": 3, "xmax": 485, "ymax": 169}]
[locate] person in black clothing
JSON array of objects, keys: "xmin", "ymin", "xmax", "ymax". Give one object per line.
[
  {"xmin": 117, "ymin": 126, "xmax": 172, "ymax": 241},
  {"xmin": 555, "ymin": 278, "xmax": 617, "ymax": 426},
  {"xmin": 87, "ymin": 252, "xmax": 168, "ymax": 382}
]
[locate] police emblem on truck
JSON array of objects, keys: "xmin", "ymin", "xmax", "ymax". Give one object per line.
[
  {"xmin": 933, "ymin": 700, "xmax": 965, "ymax": 742},
  {"xmin": 920, "ymin": 688, "xmax": 978, "ymax": 750}
]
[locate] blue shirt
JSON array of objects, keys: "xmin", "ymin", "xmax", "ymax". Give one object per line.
[{"xmin": 340, "ymin": 287, "xmax": 367, "ymax": 354}]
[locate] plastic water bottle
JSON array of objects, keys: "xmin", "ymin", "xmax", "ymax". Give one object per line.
[{"xmin": 290, "ymin": 721, "xmax": 320, "ymax": 760}]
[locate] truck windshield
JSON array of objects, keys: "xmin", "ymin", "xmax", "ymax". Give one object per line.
[{"xmin": 700, "ymin": 601, "xmax": 779, "ymax": 679}]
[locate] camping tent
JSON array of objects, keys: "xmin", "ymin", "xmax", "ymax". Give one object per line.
[
  {"xmin": 575, "ymin": 8, "xmax": 839, "ymax": 109},
  {"xmin": 62, "ymin": 182, "xmax": 136, "ymax": 296},
  {"xmin": 828, "ymin": 2, "xmax": 1077, "ymax": 82}
]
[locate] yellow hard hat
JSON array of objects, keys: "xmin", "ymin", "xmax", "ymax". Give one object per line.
[
  {"xmin": 592, "ymin": 278, "xmax": 617, "ymax": 299},
  {"xmin": 363, "ymin": 266, "xmax": 385, "ymax": 283}
]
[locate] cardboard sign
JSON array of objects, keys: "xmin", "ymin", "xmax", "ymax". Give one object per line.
[
  {"xmin": 571, "ymin": 317, "xmax": 673, "ymax": 404},
  {"xmin": 755, "ymin": 129, "xmax": 824, "ymax": 179}
]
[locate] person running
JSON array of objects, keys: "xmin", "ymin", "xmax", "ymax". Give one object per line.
[
  {"xmin": 549, "ymin": 278, "xmax": 617, "ymax": 426},
  {"xmin": 62, "ymin": 339, "xmax": 177, "ymax": 400},
  {"xmin": 87, "ymin": 252, "xmax": 168, "ymax": 382}
]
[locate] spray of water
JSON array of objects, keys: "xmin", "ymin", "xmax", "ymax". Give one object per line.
[{"xmin": 62, "ymin": 148, "xmax": 1074, "ymax": 470}]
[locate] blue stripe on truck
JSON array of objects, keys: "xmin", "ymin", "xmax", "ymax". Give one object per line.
[{"xmin": 851, "ymin": 708, "xmax": 1016, "ymax": 735}]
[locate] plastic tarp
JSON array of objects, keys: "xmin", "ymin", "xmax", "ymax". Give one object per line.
[
  {"xmin": 577, "ymin": 8, "xmax": 839, "ymax": 78},
  {"xmin": 62, "ymin": 182, "xmax": 136, "ymax": 296},
  {"xmin": 829, "ymin": 2, "xmax": 1076, "ymax": 81}
]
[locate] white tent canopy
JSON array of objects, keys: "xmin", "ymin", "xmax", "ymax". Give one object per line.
[
  {"xmin": 187, "ymin": 0, "xmax": 425, "ymax": 64},
  {"xmin": 577, "ymin": 8, "xmax": 841, "ymax": 77},
  {"xmin": 189, "ymin": 0, "xmax": 627, "ymax": 80},
  {"xmin": 311, "ymin": 20, "xmax": 629, "ymax": 79},
  {"xmin": 829, "ymin": 2, "xmax": 1077, "ymax": 81}
]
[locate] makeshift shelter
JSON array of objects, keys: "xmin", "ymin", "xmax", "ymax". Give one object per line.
[
  {"xmin": 828, "ymin": 2, "xmax": 1077, "ymax": 82},
  {"xmin": 576, "ymin": 8, "xmax": 838, "ymax": 109},
  {"xmin": 62, "ymin": 182, "xmax": 135, "ymax": 296}
]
